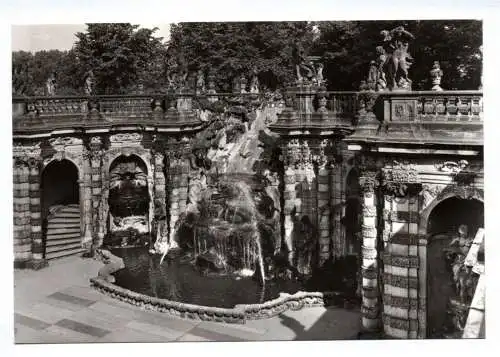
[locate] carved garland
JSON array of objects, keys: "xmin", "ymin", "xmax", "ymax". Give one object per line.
[
  {"xmin": 282, "ymin": 138, "xmax": 335, "ymax": 169},
  {"xmin": 382, "ymin": 161, "xmax": 421, "ymax": 198}
]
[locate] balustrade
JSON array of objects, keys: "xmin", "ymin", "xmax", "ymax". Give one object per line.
[
  {"xmin": 12, "ymin": 90, "xmax": 483, "ymax": 133},
  {"xmin": 383, "ymin": 91, "xmax": 483, "ymax": 122}
]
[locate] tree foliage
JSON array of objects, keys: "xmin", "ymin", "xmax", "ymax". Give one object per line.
[
  {"xmin": 312, "ymin": 20, "xmax": 482, "ymax": 90},
  {"xmin": 167, "ymin": 22, "xmax": 314, "ymax": 91},
  {"xmin": 73, "ymin": 23, "xmax": 167, "ymax": 94},
  {"xmin": 12, "ymin": 50, "xmax": 80, "ymax": 96},
  {"xmin": 12, "ymin": 20, "xmax": 482, "ymax": 95}
]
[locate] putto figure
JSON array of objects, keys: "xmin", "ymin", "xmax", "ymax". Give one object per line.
[
  {"xmin": 250, "ymin": 69, "xmax": 260, "ymax": 94},
  {"xmin": 196, "ymin": 69, "xmax": 206, "ymax": 95},
  {"xmin": 84, "ymin": 70, "xmax": 95, "ymax": 95},
  {"xmin": 46, "ymin": 72, "xmax": 57, "ymax": 96}
]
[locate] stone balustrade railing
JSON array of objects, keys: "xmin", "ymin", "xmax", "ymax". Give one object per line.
[
  {"xmin": 12, "ymin": 90, "xmax": 483, "ymax": 133},
  {"xmin": 325, "ymin": 91, "xmax": 359, "ymax": 117},
  {"xmin": 377, "ymin": 90, "xmax": 483, "ymax": 122}
]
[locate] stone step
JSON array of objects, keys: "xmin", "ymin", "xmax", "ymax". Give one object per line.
[
  {"xmin": 49, "ymin": 210, "xmax": 80, "ymax": 216},
  {"xmin": 48, "ymin": 217, "xmax": 81, "ymax": 224},
  {"xmin": 45, "ymin": 242, "xmax": 82, "ymax": 254},
  {"xmin": 46, "ymin": 247, "xmax": 86, "ymax": 260},
  {"xmin": 46, "ymin": 227, "xmax": 81, "ymax": 235},
  {"xmin": 47, "ymin": 222, "xmax": 81, "ymax": 229},
  {"xmin": 45, "ymin": 232, "xmax": 81, "ymax": 240},
  {"xmin": 46, "ymin": 237, "xmax": 81, "ymax": 247}
]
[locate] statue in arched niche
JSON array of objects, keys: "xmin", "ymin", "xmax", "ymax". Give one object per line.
[
  {"xmin": 290, "ymin": 213, "xmax": 318, "ymax": 277},
  {"xmin": 445, "ymin": 224, "xmax": 477, "ymax": 304}
]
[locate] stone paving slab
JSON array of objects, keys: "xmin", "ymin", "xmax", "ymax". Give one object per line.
[
  {"xmin": 15, "ymin": 301, "xmax": 76, "ymax": 325},
  {"xmin": 67, "ymin": 309, "xmax": 133, "ymax": 332},
  {"xmin": 44, "ymin": 324, "xmax": 100, "ymax": 343},
  {"xmin": 97, "ymin": 326, "xmax": 171, "ymax": 343},
  {"xmin": 125, "ymin": 320, "xmax": 184, "ymax": 340},
  {"xmin": 15, "ymin": 313, "xmax": 51, "ymax": 330},
  {"xmin": 176, "ymin": 333, "xmax": 210, "ymax": 342},
  {"xmin": 55, "ymin": 318, "xmax": 111, "ymax": 338},
  {"xmin": 14, "ymin": 255, "xmax": 361, "ymax": 344}
]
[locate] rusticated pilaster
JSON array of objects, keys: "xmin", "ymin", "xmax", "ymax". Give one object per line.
[
  {"xmin": 359, "ymin": 170, "xmax": 381, "ymax": 331},
  {"xmin": 27, "ymin": 157, "xmax": 47, "ymax": 269}
]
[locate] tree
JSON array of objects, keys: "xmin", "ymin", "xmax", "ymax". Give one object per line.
[
  {"xmin": 12, "ymin": 51, "xmax": 34, "ymax": 96},
  {"xmin": 74, "ymin": 23, "xmax": 167, "ymax": 94},
  {"xmin": 167, "ymin": 22, "xmax": 315, "ymax": 91},
  {"xmin": 312, "ymin": 20, "xmax": 482, "ymax": 90}
]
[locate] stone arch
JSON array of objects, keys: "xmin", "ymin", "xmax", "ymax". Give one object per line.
[
  {"xmin": 419, "ymin": 186, "xmax": 484, "ymax": 237},
  {"xmin": 105, "ymin": 149, "xmax": 152, "ymax": 177},
  {"xmin": 40, "ymin": 158, "xmax": 81, "ymax": 258},
  {"xmin": 42, "ymin": 154, "xmax": 83, "ymax": 182},
  {"xmin": 105, "ymin": 153, "xmax": 153, "ymax": 246},
  {"xmin": 424, "ymin": 195, "xmax": 484, "ymax": 338},
  {"xmin": 41, "ymin": 159, "xmax": 80, "ymax": 217}
]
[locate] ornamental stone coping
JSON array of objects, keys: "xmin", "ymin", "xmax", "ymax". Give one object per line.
[{"xmin": 90, "ymin": 276, "xmax": 349, "ymax": 324}]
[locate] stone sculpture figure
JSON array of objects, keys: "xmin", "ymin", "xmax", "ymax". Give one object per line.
[
  {"xmin": 175, "ymin": 54, "xmax": 189, "ymax": 90},
  {"xmin": 46, "ymin": 72, "xmax": 56, "ymax": 96},
  {"xmin": 96, "ymin": 248, "xmax": 125, "ymax": 283},
  {"xmin": 84, "ymin": 70, "xmax": 95, "ymax": 95},
  {"xmin": 250, "ymin": 71, "xmax": 260, "ymax": 94},
  {"xmin": 293, "ymin": 43, "xmax": 316, "ymax": 83},
  {"xmin": 447, "ymin": 225, "xmax": 476, "ymax": 304},
  {"xmin": 379, "ymin": 26, "xmax": 415, "ymax": 90},
  {"xmin": 367, "ymin": 60, "xmax": 378, "ymax": 90},
  {"xmin": 196, "ymin": 69, "xmax": 206, "ymax": 95},
  {"xmin": 315, "ymin": 63, "xmax": 324, "ymax": 86},
  {"xmin": 375, "ymin": 46, "xmax": 388, "ymax": 90}
]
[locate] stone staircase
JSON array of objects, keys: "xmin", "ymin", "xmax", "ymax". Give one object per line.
[{"xmin": 44, "ymin": 204, "xmax": 85, "ymax": 260}]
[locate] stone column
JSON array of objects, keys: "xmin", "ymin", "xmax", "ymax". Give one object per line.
[
  {"xmin": 81, "ymin": 152, "xmax": 93, "ymax": 251},
  {"xmin": 153, "ymin": 152, "xmax": 167, "ymax": 245},
  {"xmin": 283, "ymin": 165, "xmax": 297, "ymax": 264},
  {"xmin": 330, "ymin": 162, "xmax": 346, "ymax": 258},
  {"xmin": 359, "ymin": 170, "xmax": 381, "ymax": 331},
  {"xmin": 90, "ymin": 149, "xmax": 103, "ymax": 247},
  {"xmin": 381, "ymin": 190, "xmax": 420, "ymax": 339},
  {"xmin": 317, "ymin": 163, "xmax": 331, "ymax": 265},
  {"xmin": 27, "ymin": 158, "xmax": 47, "ymax": 269},
  {"xmin": 178, "ymin": 157, "xmax": 190, "ymax": 218},
  {"xmin": 168, "ymin": 156, "xmax": 181, "ymax": 245},
  {"xmin": 13, "ymin": 160, "xmax": 32, "ymax": 267}
]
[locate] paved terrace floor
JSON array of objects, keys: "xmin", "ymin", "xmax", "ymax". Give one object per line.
[{"xmin": 14, "ymin": 255, "xmax": 361, "ymax": 343}]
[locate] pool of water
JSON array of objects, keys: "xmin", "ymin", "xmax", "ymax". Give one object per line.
[{"xmin": 111, "ymin": 247, "xmax": 305, "ymax": 308}]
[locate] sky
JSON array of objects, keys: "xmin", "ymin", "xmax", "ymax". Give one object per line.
[{"xmin": 11, "ymin": 24, "xmax": 171, "ymax": 52}]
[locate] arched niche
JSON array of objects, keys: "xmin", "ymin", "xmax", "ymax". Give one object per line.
[
  {"xmin": 41, "ymin": 159, "xmax": 80, "ymax": 220},
  {"xmin": 107, "ymin": 154, "xmax": 151, "ymax": 246},
  {"xmin": 425, "ymin": 196, "xmax": 484, "ymax": 338}
]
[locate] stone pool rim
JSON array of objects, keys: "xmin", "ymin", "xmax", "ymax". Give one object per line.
[{"xmin": 90, "ymin": 276, "xmax": 348, "ymax": 324}]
